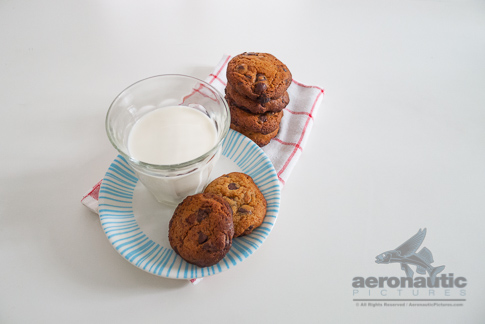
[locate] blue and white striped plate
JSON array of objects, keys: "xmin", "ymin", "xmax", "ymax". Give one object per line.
[{"xmin": 98, "ymin": 129, "xmax": 280, "ymax": 279}]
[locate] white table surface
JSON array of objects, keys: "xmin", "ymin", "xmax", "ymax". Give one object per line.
[{"xmin": 1, "ymin": 0, "xmax": 484, "ymax": 323}]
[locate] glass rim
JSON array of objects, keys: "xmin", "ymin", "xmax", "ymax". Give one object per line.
[{"xmin": 105, "ymin": 74, "xmax": 230, "ymax": 170}]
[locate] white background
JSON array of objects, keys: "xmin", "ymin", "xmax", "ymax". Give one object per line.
[{"xmin": 1, "ymin": 0, "xmax": 484, "ymax": 323}]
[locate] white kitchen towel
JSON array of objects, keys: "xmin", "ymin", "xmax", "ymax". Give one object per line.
[{"xmin": 81, "ymin": 54, "xmax": 324, "ymax": 284}]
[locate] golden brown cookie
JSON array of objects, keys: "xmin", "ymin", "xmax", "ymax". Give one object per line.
[
  {"xmin": 225, "ymin": 83, "xmax": 289, "ymax": 114},
  {"xmin": 226, "ymin": 95, "xmax": 284, "ymax": 135},
  {"xmin": 226, "ymin": 52, "xmax": 292, "ymax": 102},
  {"xmin": 168, "ymin": 193, "xmax": 234, "ymax": 267},
  {"xmin": 204, "ymin": 172, "xmax": 267, "ymax": 237},
  {"xmin": 231, "ymin": 123, "xmax": 279, "ymax": 147}
]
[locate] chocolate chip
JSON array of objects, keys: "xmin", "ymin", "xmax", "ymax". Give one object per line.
[
  {"xmin": 237, "ymin": 64, "xmax": 248, "ymax": 74},
  {"xmin": 256, "ymin": 73, "xmax": 267, "ymax": 82},
  {"xmin": 196, "ymin": 208, "xmax": 210, "ymax": 222},
  {"xmin": 198, "ymin": 232, "xmax": 208, "ymax": 244},
  {"xmin": 242, "ymin": 225, "xmax": 255, "ymax": 235},
  {"xmin": 202, "ymin": 243, "xmax": 211, "ymax": 251},
  {"xmin": 254, "ymin": 82, "xmax": 267, "ymax": 94},
  {"xmin": 237, "ymin": 207, "xmax": 250, "ymax": 214},
  {"xmin": 283, "ymin": 68, "xmax": 287, "ymax": 72},
  {"xmin": 258, "ymin": 115, "xmax": 268, "ymax": 123},
  {"xmin": 185, "ymin": 213, "xmax": 196, "ymax": 224},
  {"xmin": 228, "ymin": 183, "xmax": 238, "ymax": 190},
  {"xmin": 202, "ymin": 243, "xmax": 219, "ymax": 252},
  {"xmin": 258, "ymin": 96, "xmax": 270, "ymax": 104}
]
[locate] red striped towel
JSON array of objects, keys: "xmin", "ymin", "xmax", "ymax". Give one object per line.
[{"xmin": 81, "ymin": 54, "xmax": 324, "ymax": 283}]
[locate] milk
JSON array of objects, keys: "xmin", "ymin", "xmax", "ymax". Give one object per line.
[
  {"xmin": 106, "ymin": 74, "xmax": 230, "ymax": 206},
  {"xmin": 126, "ymin": 105, "xmax": 221, "ymax": 205},
  {"xmin": 128, "ymin": 106, "xmax": 217, "ymax": 165}
]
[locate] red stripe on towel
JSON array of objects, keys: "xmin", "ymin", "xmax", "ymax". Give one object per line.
[
  {"xmin": 277, "ymin": 89, "xmax": 324, "ymax": 178},
  {"xmin": 207, "ymin": 55, "xmax": 232, "ymax": 85}
]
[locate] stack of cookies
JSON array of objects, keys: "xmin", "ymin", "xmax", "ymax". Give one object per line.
[{"xmin": 225, "ymin": 52, "xmax": 292, "ymax": 147}]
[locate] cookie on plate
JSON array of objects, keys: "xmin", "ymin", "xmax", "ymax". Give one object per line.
[
  {"xmin": 204, "ymin": 172, "xmax": 267, "ymax": 237},
  {"xmin": 226, "ymin": 52, "xmax": 292, "ymax": 102},
  {"xmin": 168, "ymin": 193, "xmax": 234, "ymax": 267},
  {"xmin": 225, "ymin": 83, "xmax": 289, "ymax": 114},
  {"xmin": 227, "ymin": 96, "xmax": 284, "ymax": 135}
]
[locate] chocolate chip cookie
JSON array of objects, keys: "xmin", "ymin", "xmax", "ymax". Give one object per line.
[
  {"xmin": 226, "ymin": 52, "xmax": 292, "ymax": 102},
  {"xmin": 230, "ymin": 123, "xmax": 279, "ymax": 147},
  {"xmin": 225, "ymin": 83, "xmax": 289, "ymax": 114},
  {"xmin": 168, "ymin": 193, "xmax": 234, "ymax": 267},
  {"xmin": 226, "ymin": 96, "xmax": 284, "ymax": 135},
  {"xmin": 204, "ymin": 172, "xmax": 266, "ymax": 237}
]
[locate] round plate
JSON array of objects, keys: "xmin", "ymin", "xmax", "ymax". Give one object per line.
[{"xmin": 98, "ymin": 129, "xmax": 281, "ymax": 279}]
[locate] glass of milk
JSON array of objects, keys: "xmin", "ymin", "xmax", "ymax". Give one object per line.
[{"xmin": 106, "ymin": 74, "xmax": 230, "ymax": 205}]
